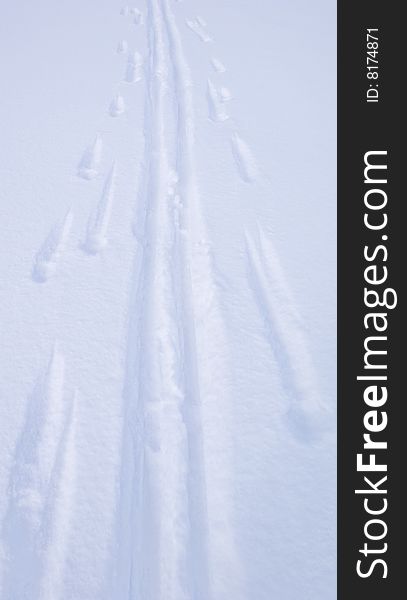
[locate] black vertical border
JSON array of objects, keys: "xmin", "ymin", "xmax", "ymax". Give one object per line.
[{"xmin": 338, "ymin": 1, "xmax": 404, "ymax": 598}]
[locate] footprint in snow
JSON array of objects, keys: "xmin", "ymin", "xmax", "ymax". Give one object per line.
[
  {"xmin": 77, "ymin": 134, "xmax": 103, "ymax": 180},
  {"xmin": 130, "ymin": 8, "xmax": 143, "ymax": 25},
  {"xmin": 207, "ymin": 79, "xmax": 229, "ymax": 122},
  {"xmin": 230, "ymin": 132, "xmax": 258, "ymax": 183},
  {"xmin": 124, "ymin": 51, "xmax": 143, "ymax": 83},
  {"xmin": 211, "ymin": 57, "xmax": 226, "ymax": 73},
  {"xmin": 109, "ymin": 94, "xmax": 125, "ymax": 117},
  {"xmin": 32, "ymin": 210, "xmax": 73, "ymax": 283},
  {"xmin": 117, "ymin": 39, "xmax": 128, "ymax": 54},
  {"xmin": 219, "ymin": 87, "xmax": 232, "ymax": 103},
  {"xmin": 82, "ymin": 161, "xmax": 117, "ymax": 255},
  {"xmin": 186, "ymin": 17, "xmax": 212, "ymax": 43}
]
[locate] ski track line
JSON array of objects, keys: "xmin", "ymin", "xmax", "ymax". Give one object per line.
[
  {"xmin": 245, "ymin": 226, "xmax": 329, "ymax": 440},
  {"xmin": 115, "ymin": 1, "xmax": 245, "ymax": 599},
  {"xmin": 0, "ymin": 346, "xmax": 71, "ymax": 598},
  {"xmin": 134, "ymin": 1, "xmax": 190, "ymax": 596},
  {"xmin": 32, "ymin": 209, "xmax": 73, "ymax": 283},
  {"xmin": 77, "ymin": 134, "xmax": 103, "ymax": 180},
  {"xmin": 158, "ymin": 1, "xmax": 211, "ymax": 597},
  {"xmin": 83, "ymin": 161, "xmax": 117, "ymax": 254},
  {"xmin": 157, "ymin": 0, "xmax": 245, "ymax": 597},
  {"xmin": 116, "ymin": 1, "xmax": 190, "ymax": 598}
]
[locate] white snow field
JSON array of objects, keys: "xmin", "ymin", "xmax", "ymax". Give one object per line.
[{"xmin": 0, "ymin": 1, "xmax": 336, "ymax": 599}]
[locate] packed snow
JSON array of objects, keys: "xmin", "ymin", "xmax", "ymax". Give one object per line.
[{"xmin": 0, "ymin": 0, "xmax": 336, "ymax": 599}]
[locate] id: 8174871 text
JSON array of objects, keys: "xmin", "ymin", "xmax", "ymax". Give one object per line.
[{"xmin": 366, "ymin": 28, "xmax": 379, "ymax": 103}]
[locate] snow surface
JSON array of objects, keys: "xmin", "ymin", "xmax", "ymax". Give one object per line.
[{"xmin": 0, "ymin": 0, "xmax": 336, "ymax": 599}]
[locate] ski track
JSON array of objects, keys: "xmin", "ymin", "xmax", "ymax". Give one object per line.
[
  {"xmin": 245, "ymin": 226, "xmax": 329, "ymax": 440},
  {"xmin": 83, "ymin": 161, "xmax": 117, "ymax": 255},
  {"xmin": 0, "ymin": 346, "xmax": 73, "ymax": 598},
  {"xmin": 32, "ymin": 209, "xmax": 73, "ymax": 283},
  {"xmin": 116, "ymin": 0, "xmax": 191, "ymax": 597},
  {"xmin": 116, "ymin": 1, "xmax": 244, "ymax": 599},
  {"xmin": 160, "ymin": 4, "xmax": 245, "ymax": 592},
  {"xmin": 230, "ymin": 132, "xmax": 258, "ymax": 183},
  {"xmin": 77, "ymin": 134, "xmax": 103, "ymax": 180},
  {"xmin": 158, "ymin": 1, "xmax": 211, "ymax": 597},
  {"xmin": 185, "ymin": 17, "xmax": 212, "ymax": 43}
]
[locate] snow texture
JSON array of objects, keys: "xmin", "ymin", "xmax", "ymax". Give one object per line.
[{"xmin": 0, "ymin": 1, "xmax": 336, "ymax": 599}]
